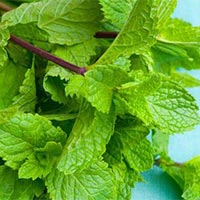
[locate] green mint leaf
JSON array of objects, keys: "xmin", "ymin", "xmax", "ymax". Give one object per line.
[
  {"xmin": 109, "ymin": 162, "xmax": 140, "ymax": 200},
  {"xmin": 115, "ymin": 72, "xmax": 200, "ymax": 133},
  {"xmin": 12, "ymin": 59, "xmax": 36, "ymax": 113},
  {"xmin": 103, "ymin": 133, "xmax": 123, "ymax": 165},
  {"xmin": 3, "ymin": 0, "xmax": 102, "ymax": 45},
  {"xmin": 1, "ymin": 0, "xmax": 200, "ymax": 198},
  {"xmin": 46, "ymin": 161, "xmax": 117, "ymax": 200},
  {"xmin": 0, "ymin": 23, "xmax": 9, "ymax": 47},
  {"xmin": 37, "ymin": 0, "xmax": 102, "ymax": 45},
  {"xmin": 115, "ymin": 117, "xmax": 153, "ymax": 172},
  {"xmin": 65, "ymin": 65, "xmax": 131, "ymax": 113},
  {"xmin": 117, "ymin": 166, "xmax": 140, "ymax": 200},
  {"xmin": 170, "ymin": 71, "xmax": 200, "ymax": 88},
  {"xmin": 0, "ymin": 112, "xmax": 66, "ymax": 169},
  {"xmin": 155, "ymin": 1, "xmax": 177, "ymax": 29},
  {"xmin": 57, "ymin": 101, "xmax": 116, "ymax": 174},
  {"xmin": 19, "ymin": 142, "xmax": 62, "ymax": 180},
  {"xmin": 154, "ymin": 18, "xmax": 200, "ymax": 71},
  {"xmin": 158, "ymin": 18, "xmax": 200, "ymax": 45},
  {"xmin": 0, "ymin": 165, "xmax": 44, "ymax": 200},
  {"xmin": 152, "ymin": 130, "xmax": 169, "ymax": 156},
  {"xmin": 43, "ymin": 38, "xmax": 101, "ymax": 104},
  {"xmin": 1, "ymin": 112, "xmax": 66, "ymax": 147},
  {"xmin": 97, "ymin": 0, "xmax": 176, "ymax": 65},
  {"xmin": 151, "ymin": 42, "xmax": 200, "ymax": 72},
  {"xmin": 0, "ymin": 61, "xmax": 27, "ymax": 109},
  {"xmin": 43, "ymin": 65, "xmax": 72, "ymax": 104},
  {"xmin": 54, "ymin": 38, "xmax": 98, "ymax": 66},
  {"xmin": 181, "ymin": 156, "xmax": 200, "ymax": 200},
  {"xmin": 0, "ymin": 23, "xmax": 9, "ymax": 69},
  {"xmin": 0, "ymin": 48, "xmax": 8, "ymax": 69},
  {"xmin": 104, "ymin": 133, "xmax": 142, "ymax": 199},
  {"xmin": 0, "ymin": 106, "xmax": 18, "ymax": 125},
  {"xmin": 147, "ymin": 77, "xmax": 200, "ymax": 133},
  {"xmin": 99, "ymin": 0, "xmax": 136, "ymax": 29}
]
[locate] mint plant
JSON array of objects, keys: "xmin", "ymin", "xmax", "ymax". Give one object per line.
[{"xmin": 0, "ymin": 0, "xmax": 200, "ymax": 199}]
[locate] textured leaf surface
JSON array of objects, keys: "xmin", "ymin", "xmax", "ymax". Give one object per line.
[
  {"xmin": 0, "ymin": 106, "xmax": 18, "ymax": 125},
  {"xmin": 170, "ymin": 71, "xmax": 200, "ymax": 88},
  {"xmin": 47, "ymin": 161, "xmax": 117, "ymax": 200},
  {"xmin": 153, "ymin": 18, "xmax": 200, "ymax": 71},
  {"xmin": 43, "ymin": 65, "xmax": 72, "ymax": 104},
  {"xmin": 65, "ymin": 65, "xmax": 131, "ymax": 113},
  {"xmin": 0, "ymin": 165, "xmax": 44, "ymax": 200},
  {"xmin": 54, "ymin": 38, "xmax": 98, "ymax": 66},
  {"xmin": 147, "ymin": 78, "xmax": 200, "ymax": 133},
  {"xmin": 158, "ymin": 18, "xmax": 200, "ymax": 44},
  {"xmin": 0, "ymin": 48, "xmax": 8, "ymax": 69},
  {"xmin": 57, "ymin": 101, "xmax": 115, "ymax": 174},
  {"xmin": 0, "ymin": 0, "xmax": 200, "ymax": 199},
  {"xmin": 152, "ymin": 130, "xmax": 169, "ymax": 155},
  {"xmin": 99, "ymin": 0, "xmax": 136, "ymax": 29},
  {"xmin": 104, "ymin": 139, "xmax": 141, "ymax": 200},
  {"xmin": 115, "ymin": 118, "xmax": 153, "ymax": 171},
  {"xmin": 0, "ymin": 112, "xmax": 66, "ymax": 169},
  {"xmin": 104, "ymin": 117, "xmax": 149, "ymax": 198},
  {"xmin": 19, "ymin": 142, "xmax": 62, "ymax": 180},
  {"xmin": 0, "ymin": 23, "xmax": 9, "ymax": 47},
  {"xmin": 182, "ymin": 156, "xmax": 200, "ymax": 200},
  {"xmin": 117, "ymin": 166, "xmax": 140, "ymax": 200},
  {"xmin": 3, "ymin": 0, "xmax": 102, "ymax": 45},
  {"xmin": 155, "ymin": 0, "xmax": 177, "ymax": 29},
  {"xmin": 97, "ymin": 0, "xmax": 176, "ymax": 65},
  {"xmin": 12, "ymin": 62, "xmax": 36, "ymax": 113},
  {"xmin": 107, "ymin": 161, "xmax": 139, "ymax": 200},
  {"xmin": 115, "ymin": 73, "xmax": 200, "ymax": 133},
  {"xmin": 0, "ymin": 61, "xmax": 26, "ymax": 109}
]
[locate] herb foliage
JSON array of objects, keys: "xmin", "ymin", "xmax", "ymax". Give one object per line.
[{"xmin": 0, "ymin": 0, "xmax": 200, "ymax": 199}]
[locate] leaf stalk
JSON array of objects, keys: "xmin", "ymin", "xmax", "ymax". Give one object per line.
[
  {"xmin": 95, "ymin": 31, "xmax": 118, "ymax": 38},
  {"xmin": 0, "ymin": 2, "xmax": 12, "ymax": 12},
  {"xmin": 154, "ymin": 158, "xmax": 183, "ymax": 167},
  {"xmin": 10, "ymin": 35, "xmax": 86, "ymax": 75}
]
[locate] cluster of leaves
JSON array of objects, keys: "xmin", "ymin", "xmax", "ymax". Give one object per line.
[{"xmin": 0, "ymin": 0, "xmax": 200, "ymax": 199}]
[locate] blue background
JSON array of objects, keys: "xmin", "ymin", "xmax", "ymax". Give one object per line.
[{"xmin": 131, "ymin": 0, "xmax": 200, "ymax": 199}]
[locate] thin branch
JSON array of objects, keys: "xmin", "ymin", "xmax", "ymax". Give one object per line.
[
  {"xmin": 0, "ymin": 2, "xmax": 12, "ymax": 12},
  {"xmin": 8, "ymin": 32, "xmax": 118, "ymax": 74},
  {"xmin": 10, "ymin": 35, "xmax": 86, "ymax": 75},
  {"xmin": 154, "ymin": 158, "xmax": 183, "ymax": 167},
  {"xmin": 95, "ymin": 31, "xmax": 118, "ymax": 39}
]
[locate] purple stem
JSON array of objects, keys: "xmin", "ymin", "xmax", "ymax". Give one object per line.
[
  {"xmin": 95, "ymin": 31, "xmax": 118, "ymax": 38},
  {"xmin": 0, "ymin": 2, "xmax": 12, "ymax": 12},
  {"xmin": 9, "ymin": 35, "xmax": 86, "ymax": 75},
  {"xmin": 154, "ymin": 159, "xmax": 183, "ymax": 167}
]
